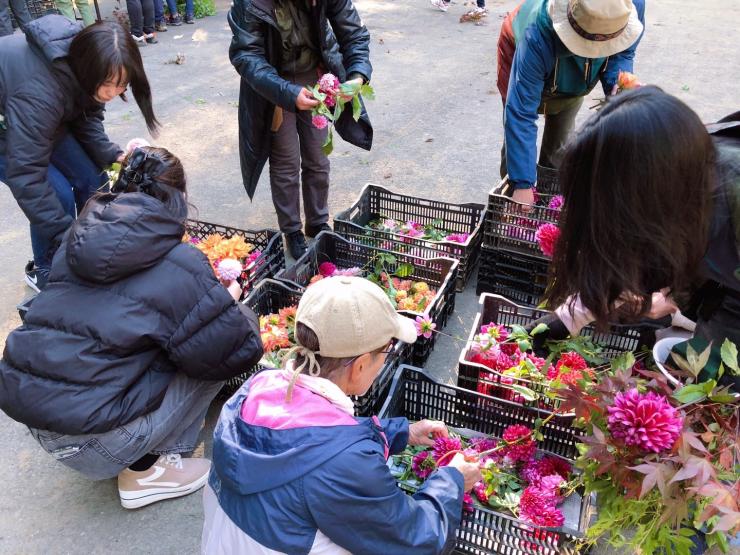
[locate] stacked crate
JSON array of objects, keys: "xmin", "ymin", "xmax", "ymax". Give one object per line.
[{"xmin": 477, "ymin": 165, "xmax": 560, "ymax": 306}]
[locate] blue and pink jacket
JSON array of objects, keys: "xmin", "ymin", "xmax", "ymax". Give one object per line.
[{"xmin": 203, "ymin": 369, "xmax": 464, "ymax": 554}]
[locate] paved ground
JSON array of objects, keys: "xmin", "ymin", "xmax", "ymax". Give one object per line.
[{"xmin": 0, "ymin": 0, "xmax": 738, "ymax": 553}]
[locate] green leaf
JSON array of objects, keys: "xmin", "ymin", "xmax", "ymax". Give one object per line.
[
  {"xmin": 672, "ymin": 384, "xmax": 708, "ymax": 404},
  {"xmin": 333, "ymin": 99, "xmax": 344, "ymax": 122},
  {"xmin": 611, "ymin": 351, "xmax": 636, "ymax": 373},
  {"xmin": 517, "ymin": 339, "xmax": 531, "ymax": 353},
  {"xmin": 321, "ymin": 127, "xmax": 334, "ymax": 156},
  {"xmin": 360, "ymin": 83, "xmax": 376, "ymax": 100},
  {"xmin": 509, "ymin": 384, "xmax": 538, "ymax": 401},
  {"xmin": 530, "ymin": 323, "xmax": 548, "ymax": 336},
  {"xmin": 395, "ymin": 262, "xmax": 414, "ymax": 278},
  {"xmin": 720, "ymin": 339, "xmax": 739, "ymax": 375},
  {"xmin": 352, "ymin": 95, "xmax": 362, "ymax": 122}
]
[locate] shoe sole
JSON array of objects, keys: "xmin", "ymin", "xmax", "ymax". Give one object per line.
[
  {"xmin": 119, "ymin": 471, "xmax": 209, "ymax": 509},
  {"xmin": 24, "ymin": 274, "xmax": 41, "ymax": 294}
]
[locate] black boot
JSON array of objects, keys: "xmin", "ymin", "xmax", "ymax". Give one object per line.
[
  {"xmin": 305, "ymin": 223, "xmax": 332, "ymax": 238},
  {"xmin": 285, "ymin": 231, "xmax": 308, "ymax": 260}
]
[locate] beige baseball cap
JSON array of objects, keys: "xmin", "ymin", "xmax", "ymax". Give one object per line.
[{"xmin": 296, "ymin": 276, "xmax": 418, "ymax": 358}]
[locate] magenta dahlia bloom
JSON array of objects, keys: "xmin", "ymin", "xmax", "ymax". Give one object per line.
[
  {"xmin": 463, "ymin": 493, "xmax": 475, "ymax": 514},
  {"xmin": 432, "ymin": 436, "xmax": 462, "ymax": 465},
  {"xmin": 481, "ymin": 322, "xmax": 509, "ymax": 342},
  {"xmin": 535, "ymin": 457, "xmax": 572, "ymax": 481},
  {"xmin": 311, "ymin": 115, "xmax": 329, "ymax": 130},
  {"xmin": 445, "ymin": 233, "xmax": 470, "ymax": 243},
  {"xmin": 607, "ymin": 388, "xmax": 683, "ymax": 453},
  {"xmin": 473, "ymin": 482, "xmax": 490, "ymax": 504},
  {"xmin": 547, "ymin": 195, "xmax": 564, "ymax": 211},
  {"xmin": 411, "ymin": 450, "xmax": 437, "ymax": 480},
  {"xmin": 318, "ymin": 262, "xmax": 337, "ymax": 277},
  {"xmin": 519, "ymin": 486, "xmax": 564, "ymax": 527},
  {"xmin": 535, "ymin": 223, "xmax": 561, "ymax": 258},
  {"xmin": 502, "ymin": 425, "xmax": 536, "ymax": 463}
]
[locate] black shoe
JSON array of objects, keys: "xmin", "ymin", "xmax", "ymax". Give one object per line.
[
  {"xmin": 168, "ymin": 14, "xmax": 183, "ymax": 25},
  {"xmin": 184, "ymin": 14, "xmax": 194, "ymax": 23},
  {"xmin": 304, "ymin": 223, "xmax": 332, "ymax": 239},
  {"xmin": 285, "ymin": 231, "xmax": 308, "ymax": 260},
  {"xmin": 24, "ymin": 261, "xmax": 49, "ymax": 293},
  {"xmin": 145, "ymin": 33, "xmax": 159, "ymax": 44}
]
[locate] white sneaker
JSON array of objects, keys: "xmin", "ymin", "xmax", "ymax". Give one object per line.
[
  {"xmin": 118, "ymin": 454, "xmax": 211, "ymax": 509},
  {"xmin": 430, "ymin": 0, "xmax": 449, "ymax": 11}
]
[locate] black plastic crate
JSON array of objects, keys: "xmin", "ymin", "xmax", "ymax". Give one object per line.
[
  {"xmin": 458, "ymin": 294, "xmax": 648, "ymax": 412},
  {"xmin": 333, "ymin": 184, "xmax": 484, "ymax": 292},
  {"xmin": 185, "ymin": 219, "xmax": 284, "ymax": 298},
  {"xmin": 380, "ymin": 366, "xmax": 590, "ymax": 555},
  {"xmin": 483, "ymin": 180, "xmax": 561, "ymax": 257},
  {"xmin": 237, "ymin": 279, "xmax": 411, "ymax": 415},
  {"xmin": 277, "ymin": 231, "xmax": 459, "ymax": 367},
  {"xmin": 214, "ymin": 279, "xmax": 305, "ymax": 397},
  {"xmin": 532, "ymin": 164, "xmax": 560, "ymax": 196},
  {"xmin": 476, "ymin": 245, "xmax": 550, "ymax": 306}
]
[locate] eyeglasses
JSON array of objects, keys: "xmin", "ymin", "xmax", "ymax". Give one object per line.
[
  {"xmin": 379, "ymin": 339, "xmax": 396, "ymax": 355},
  {"xmin": 342, "ymin": 340, "xmax": 396, "ymax": 366}
]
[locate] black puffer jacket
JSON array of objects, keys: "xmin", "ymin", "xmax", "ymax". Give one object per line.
[
  {"xmin": 0, "ymin": 193, "xmax": 263, "ymax": 435},
  {"xmin": 228, "ymin": 0, "xmax": 372, "ymax": 199},
  {"xmin": 0, "ymin": 15, "xmax": 122, "ymax": 245}
]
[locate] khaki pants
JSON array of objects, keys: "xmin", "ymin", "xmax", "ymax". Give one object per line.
[
  {"xmin": 269, "ymin": 69, "xmax": 330, "ymax": 234},
  {"xmin": 56, "ymin": 0, "xmax": 97, "ymax": 26}
]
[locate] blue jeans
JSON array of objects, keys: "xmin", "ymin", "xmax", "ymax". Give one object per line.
[
  {"xmin": 0, "ymin": 134, "xmax": 107, "ymax": 270},
  {"xmin": 155, "ymin": 0, "xmax": 193, "ymax": 20},
  {"xmin": 29, "ymin": 373, "xmax": 223, "ymax": 480}
]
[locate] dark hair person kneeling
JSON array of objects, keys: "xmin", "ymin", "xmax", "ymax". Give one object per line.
[
  {"xmin": 0, "ymin": 147, "xmax": 263, "ymax": 509},
  {"xmin": 540, "ymin": 86, "xmax": 739, "ymax": 371},
  {"xmin": 0, "ymin": 15, "xmax": 158, "ymax": 292}
]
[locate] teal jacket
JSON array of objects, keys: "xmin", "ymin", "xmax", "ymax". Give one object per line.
[{"xmin": 503, "ymin": 0, "xmax": 646, "ymax": 188}]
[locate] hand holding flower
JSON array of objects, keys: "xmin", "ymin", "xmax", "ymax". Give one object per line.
[
  {"xmin": 448, "ymin": 453, "xmax": 482, "ymax": 492},
  {"xmin": 409, "ymin": 419, "xmax": 449, "ymax": 447},
  {"xmin": 295, "ymin": 88, "xmax": 319, "ymax": 111},
  {"xmin": 339, "ymin": 77, "xmax": 364, "ymax": 101}
]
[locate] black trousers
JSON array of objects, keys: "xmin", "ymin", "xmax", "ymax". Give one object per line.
[{"xmin": 126, "ymin": 0, "xmax": 154, "ymax": 37}]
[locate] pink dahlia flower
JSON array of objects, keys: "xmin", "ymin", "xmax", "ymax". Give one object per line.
[
  {"xmin": 535, "ymin": 223, "xmax": 561, "ymax": 258},
  {"xmin": 547, "ymin": 195, "xmax": 564, "ymax": 211},
  {"xmin": 318, "ymin": 262, "xmax": 337, "ymax": 277},
  {"xmin": 216, "ymin": 258, "xmax": 243, "ymax": 281},
  {"xmin": 607, "ymin": 388, "xmax": 683, "ymax": 453},
  {"xmin": 411, "ymin": 450, "xmax": 436, "ymax": 480},
  {"xmin": 445, "ymin": 233, "xmax": 470, "ymax": 243},
  {"xmin": 311, "ymin": 115, "xmax": 329, "ymax": 130},
  {"xmin": 480, "ymin": 322, "xmax": 509, "ymax": 342},
  {"xmin": 318, "ymin": 73, "xmax": 340, "ymax": 94},
  {"xmin": 463, "ymin": 493, "xmax": 475, "ymax": 514},
  {"xmin": 473, "ymin": 482, "xmax": 490, "ymax": 504},
  {"xmin": 415, "ymin": 316, "xmax": 436, "ymax": 338},
  {"xmin": 432, "ymin": 436, "xmax": 462, "ymax": 465},
  {"xmin": 519, "ymin": 486, "xmax": 565, "ymax": 528},
  {"xmin": 501, "ymin": 424, "xmax": 536, "ymax": 463}
]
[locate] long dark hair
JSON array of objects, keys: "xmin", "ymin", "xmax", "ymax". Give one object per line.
[
  {"xmin": 68, "ymin": 21, "xmax": 159, "ymax": 134},
  {"xmin": 116, "ymin": 147, "xmax": 188, "ymax": 220},
  {"xmin": 546, "ymin": 86, "xmax": 715, "ymax": 326}
]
